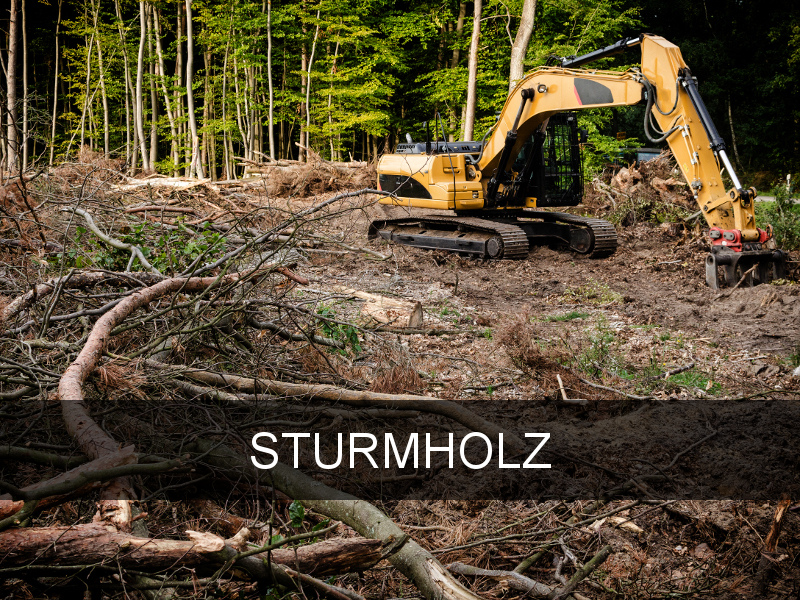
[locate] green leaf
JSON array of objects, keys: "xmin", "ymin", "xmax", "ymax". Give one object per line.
[{"xmin": 289, "ymin": 501, "xmax": 305, "ymax": 528}]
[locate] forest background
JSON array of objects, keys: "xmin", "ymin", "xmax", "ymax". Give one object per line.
[{"xmin": 2, "ymin": 0, "xmax": 799, "ymax": 186}]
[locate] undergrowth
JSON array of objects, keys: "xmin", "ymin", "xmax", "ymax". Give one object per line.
[{"xmin": 756, "ymin": 185, "xmax": 800, "ymax": 251}]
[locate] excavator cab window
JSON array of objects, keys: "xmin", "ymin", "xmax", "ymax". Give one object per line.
[{"xmin": 512, "ymin": 112, "xmax": 584, "ymax": 207}]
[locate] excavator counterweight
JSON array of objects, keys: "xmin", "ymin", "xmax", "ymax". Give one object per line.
[{"xmin": 372, "ymin": 34, "xmax": 786, "ymax": 289}]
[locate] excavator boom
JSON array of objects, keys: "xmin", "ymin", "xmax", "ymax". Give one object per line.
[{"xmin": 373, "ymin": 34, "xmax": 786, "ymax": 288}]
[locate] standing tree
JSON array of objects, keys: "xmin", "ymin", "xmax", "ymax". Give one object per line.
[
  {"xmin": 509, "ymin": 0, "xmax": 536, "ymax": 92},
  {"xmin": 463, "ymin": 0, "xmax": 481, "ymax": 141},
  {"xmin": 186, "ymin": 0, "xmax": 203, "ymax": 178},
  {"xmin": 7, "ymin": 0, "xmax": 19, "ymax": 172}
]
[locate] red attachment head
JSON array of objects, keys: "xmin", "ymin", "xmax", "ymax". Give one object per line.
[{"xmin": 708, "ymin": 227, "xmax": 742, "ymax": 251}]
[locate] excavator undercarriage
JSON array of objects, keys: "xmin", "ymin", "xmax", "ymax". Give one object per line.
[{"xmin": 369, "ymin": 211, "xmax": 617, "ymax": 260}]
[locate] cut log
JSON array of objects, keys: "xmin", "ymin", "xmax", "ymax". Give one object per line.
[
  {"xmin": 0, "ymin": 524, "xmax": 224, "ymax": 569},
  {"xmin": 332, "ymin": 286, "xmax": 423, "ymax": 327}
]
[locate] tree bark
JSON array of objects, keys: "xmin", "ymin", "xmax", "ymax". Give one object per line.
[
  {"xmin": 7, "ymin": 0, "xmax": 19, "ymax": 172},
  {"xmin": 21, "ymin": 0, "xmax": 27, "ymax": 170},
  {"xmin": 0, "ymin": 523, "xmax": 381, "ymax": 576},
  {"xmin": 304, "ymin": 12, "xmax": 321, "ymax": 162},
  {"xmin": 91, "ymin": 0, "xmax": 110, "ymax": 158},
  {"xmin": 508, "ymin": 0, "xmax": 536, "ymax": 92},
  {"xmin": 463, "ymin": 0, "xmax": 482, "ymax": 141},
  {"xmin": 135, "ymin": 1, "xmax": 150, "ymax": 171},
  {"xmin": 185, "ymin": 0, "xmax": 203, "ymax": 178},
  {"xmin": 113, "ymin": 0, "xmax": 133, "ymax": 168},
  {"xmin": 195, "ymin": 441, "xmax": 486, "ymax": 600},
  {"xmin": 49, "ymin": 0, "xmax": 63, "ymax": 166},
  {"xmin": 146, "ymin": 5, "xmax": 158, "ymax": 168},
  {"xmin": 267, "ymin": 0, "xmax": 275, "ymax": 159},
  {"xmin": 153, "ymin": 8, "xmax": 179, "ymax": 176}
]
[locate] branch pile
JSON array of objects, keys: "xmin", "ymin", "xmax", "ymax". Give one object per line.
[
  {"xmin": 239, "ymin": 149, "xmax": 377, "ymax": 197},
  {"xmin": 584, "ymin": 150, "xmax": 696, "ymax": 226}
]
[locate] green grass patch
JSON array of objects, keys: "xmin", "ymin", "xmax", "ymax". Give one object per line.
[
  {"xmin": 563, "ymin": 279, "xmax": 623, "ymax": 305},
  {"xmin": 668, "ymin": 369, "xmax": 722, "ymax": 395},
  {"xmin": 545, "ymin": 310, "xmax": 590, "ymax": 322}
]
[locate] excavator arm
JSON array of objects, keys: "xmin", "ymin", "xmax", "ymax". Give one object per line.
[{"xmin": 374, "ymin": 34, "xmax": 786, "ymax": 288}]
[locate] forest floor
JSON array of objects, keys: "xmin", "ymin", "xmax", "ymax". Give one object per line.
[{"xmin": 1, "ymin": 161, "xmax": 799, "ymax": 599}]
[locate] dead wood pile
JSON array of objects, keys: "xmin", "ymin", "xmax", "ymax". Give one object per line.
[
  {"xmin": 239, "ymin": 149, "xmax": 377, "ymax": 197},
  {"xmin": 585, "ymin": 150, "xmax": 696, "ymax": 226}
]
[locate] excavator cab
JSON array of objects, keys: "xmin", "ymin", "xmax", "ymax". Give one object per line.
[{"xmin": 513, "ymin": 112, "xmax": 584, "ymax": 208}]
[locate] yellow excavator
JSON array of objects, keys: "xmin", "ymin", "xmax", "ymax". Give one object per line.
[{"xmin": 371, "ymin": 34, "xmax": 787, "ymax": 289}]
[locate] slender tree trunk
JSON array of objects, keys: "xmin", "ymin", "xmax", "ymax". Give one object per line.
[
  {"xmin": 7, "ymin": 0, "xmax": 19, "ymax": 172},
  {"xmin": 201, "ymin": 49, "xmax": 210, "ymax": 176},
  {"xmin": 77, "ymin": 9, "xmax": 95, "ymax": 155},
  {"xmin": 463, "ymin": 0, "xmax": 482, "ymax": 141},
  {"xmin": 304, "ymin": 11, "xmax": 321, "ymax": 162},
  {"xmin": 49, "ymin": 0, "xmax": 63, "ymax": 166},
  {"xmin": 21, "ymin": 0, "xmax": 30, "ymax": 172},
  {"xmin": 90, "ymin": 0, "xmax": 110, "ymax": 159},
  {"xmin": 221, "ymin": 30, "xmax": 233, "ymax": 178},
  {"xmin": 185, "ymin": 0, "xmax": 203, "ymax": 178},
  {"xmin": 328, "ymin": 38, "xmax": 340, "ymax": 160},
  {"xmin": 147, "ymin": 6, "xmax": 158, "ymax": 169},
  {"xmin": 113, "ymin": 0, "xmax": 133, "ymax": 168},
  {"xmin": 508, "ymin": 0, "xmax": 536, "ymax": 92},
  {"xmin": 727, "ymin": 95, "xmax": 743, "ymax": 171},
  {"xmin": 175, "ymin": 2, "xmax": 186, "ymax": 175},
  {"xmin": 267, "ymin": 0, "xmax": 275, "ymax": 159},
  {"xmin": 135, "ymin": 1, "xmax": 150, "ymax": 171},
  {"xmin": 232, "ymin": 55, "xmax": 248, "ymax": 157},
  {"xmin": 206, "ymin": 51, "xmax": 216, "ymax": 181},
  {"xmin": 451, "ymin": 3, "xmax": 467, "ymax": 68},
  {"xmin": 299, "ymin": 33, "xmax": 307, "ymax": 162},
  {"xmin": 153, "ymin": 8, "xmax": 179, "ymax": 176},
  {"xmin": 448, "ymin": 2, "xmax": 467, "ymax": 142}
]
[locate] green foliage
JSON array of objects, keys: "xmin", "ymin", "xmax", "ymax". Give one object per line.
[
  {"xmin": 289, "ymin": 501, "xmax": 305, "ymax": 528},
  {"xmin": 58, "ymin": 221, "xmax": 227, "ymax": 275},
  {"xmin": 573, "ymin": 318, "xmax": 620, "ymax": 378},
  {"xmin": 316, "ymin": 304, "xmax": 362, "ymax": 355},
  {"xmin": 756, "ymin": 184, "xmax": 800, "ymax": 251},
  {"xmin": 667, "ymin": 369, "xmax": 721, "ymax": 395},
  {"xmin": 29, "ymin": 0, "xmax": 800, "ymax": 178}
]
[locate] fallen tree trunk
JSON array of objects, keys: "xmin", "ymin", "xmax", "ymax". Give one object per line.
[
  {"xmin": 0, "ymin": 523, "xmax": 381, "ymax": 576},
  {"xmin": 58, "ymin": 272, "xmax": 265, "ymax": 460},
  {"xmin": 0, "ymin": 271, "xmax": 166, "ymax": 323},
  {"xmin": 0, "ymin": 446, "xmax": 136, "ymax": 520},
  {"xmin": 193, "ymin": 440, "xmax": 486, "ymax": 600},
  {"xmin": 149, "ymin": 362, "xmax": 525, "ymax": 454}
]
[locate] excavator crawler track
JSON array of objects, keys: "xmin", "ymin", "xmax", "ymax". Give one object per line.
[
  {"xmin": 368, "ymin": 216, "xmax": 529, "ymax": 259},
  {"xmin": 523, "ymin": 211, "xmax": 618, "ymax": 258},
  {"xmin": 369, "ymin": 212, "xmax": 617, "ymax": 259}
]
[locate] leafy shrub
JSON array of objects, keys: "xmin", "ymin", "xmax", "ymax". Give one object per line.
[{"xmin": 756, "ymin": 185, "xmax": 800, "ymax": 251}]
